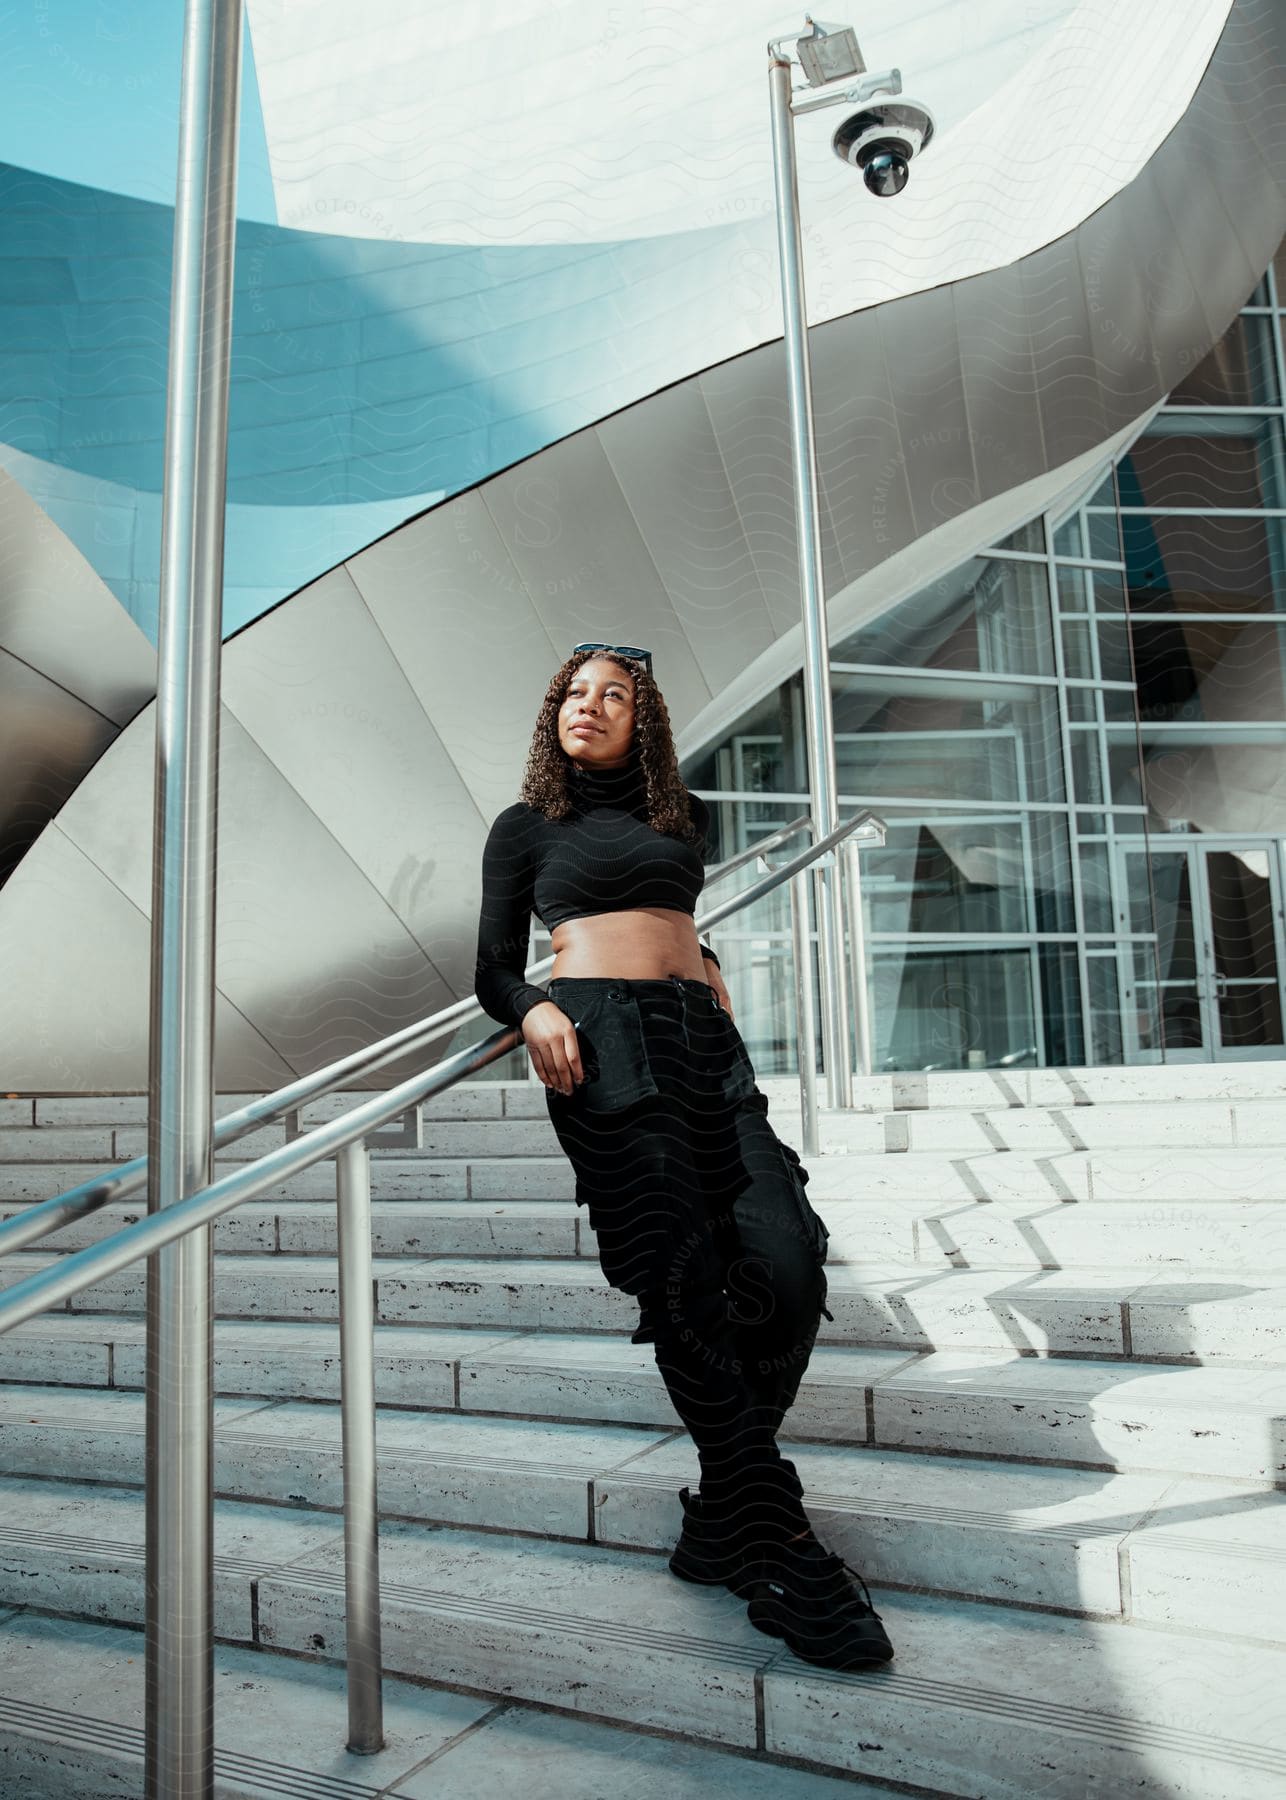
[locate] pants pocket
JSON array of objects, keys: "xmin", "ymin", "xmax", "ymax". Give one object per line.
[
  {"xmin": 742, "ymin": 1090, "xmax": 834, "ymax": 1320},
  {"xmin": 564, "ymin": 991, "xmax": 660, "ymax": 1113}
]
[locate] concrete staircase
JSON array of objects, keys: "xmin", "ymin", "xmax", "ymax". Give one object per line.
[{"xmin": 1, "ymin": 1067, "xmax": 1285, "ymax": 1798}]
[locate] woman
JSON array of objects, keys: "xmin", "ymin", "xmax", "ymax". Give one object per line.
[{"xmin": 474, "ymin": 643, "xmax": 892, "ymax": 1671}]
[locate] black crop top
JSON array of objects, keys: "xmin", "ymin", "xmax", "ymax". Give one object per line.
[{"xmin": 473, "ymin": 754, "xmax": 715, "ymax": 1028}]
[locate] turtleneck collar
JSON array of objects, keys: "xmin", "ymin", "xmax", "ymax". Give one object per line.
[{"xmin": 567, "ymin": 751, "xmax": 647, "ymax": 811}]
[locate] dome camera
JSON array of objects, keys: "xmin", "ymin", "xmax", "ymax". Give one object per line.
[{"xmin": 832, "ymin": 100, "xmax": 935, "ymax": 196}]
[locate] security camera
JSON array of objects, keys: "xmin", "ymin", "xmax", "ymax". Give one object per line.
[{"xmin": 832, "ymin": 99, "xmax": 935, "ymax": 196}]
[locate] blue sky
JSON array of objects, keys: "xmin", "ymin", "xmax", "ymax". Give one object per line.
[{"xmin": 0, "ymin": 0, "xmax": 276, "ymax": 218}]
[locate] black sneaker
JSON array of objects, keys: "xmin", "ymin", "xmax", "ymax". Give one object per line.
[
  {"xmin": 668, "ymin": 1487, "xmax": 761, "ymax": 1598},
  {"xmin": 746, "ymin": 1532, "xmax": 895, "ymax": 1669}
]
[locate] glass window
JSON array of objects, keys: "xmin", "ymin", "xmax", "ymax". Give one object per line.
[
  {"xmin": 832, "ymin": 555, "xmax": 1053, "ymax": 676},
  {"xmin": 1029, "ymin": 810, "xmax": 1077, "ymax": 934},
  {"xmin": 1166, "ymin": 312, "xmax": 1278, "ymax": 407},
  {"xmin": 1078, "ymin": 840, "xmax": 1116, "ymax": 932},
  {"xmin": 1100, "ymin": 684, "xmax": 1138, "ymax": 722},
  {"xmin": 1058, "ymin": 567, "xmax": 1091, "ymax": 613},
  {"xmin": 1066, "ymin": 684, "xmax": 1096, "ymax": 721},
  {"xmin": 1069, "ymin": 730, "xmax": 1103, "ymax": 804},
  {"xmin": 1123, "ymin": 511, "xmax": 1286, "ymax": 615},
  {"xmin": 1107, "ymin": 740, "xmax": 1147, "ymax": 808},
  {"xmin": 992, "ymin": 519, "xmax": 1044, "ymax": 553},
  {"xmin": 1038, "ymin": 946, "xmax": 1085, "ymax": 1066},
  {"xmin": 1061, "ymin": 617, "xmax": 1094, "ymax": 679},
  {"xmin": 1096, "ymin": 619, "xmax": 1135, "ymax": 684},
  {"xmin": 865, "ymin": 820, "xmax": 1032, "ymax": 935},
  {"xmin": 1118, "ymin": 415, "xmax": 1286, "ymax": 512},
  {"xmin": 865, "ymin": 811, "xmax": 1074, "ymax": 938},
  {"xmin": 870, "ymin": 946, "xmax": 1043, "ymax": 1071},
  {"xmin": 1053, "ymin": 513, "xmax": 1086, "ymax": 559},
  {"xmin": 1087, "ymin": 956, "xmax": 1124, "ymax": 1064},
  {"xmin": 834, "ymin": 683, "xmax": 1066, "ymax": 804},
  {"xmin": 1129, "ymin": 619, "xmax": 1286, "ymax": 723},
  {"xmin": 1090, "ymin": 570, "xmax": 1128, "ymax": 613},
  {"xmin": 1087, "ymin": 509, "xmax": 1122, "ymax": 563}
]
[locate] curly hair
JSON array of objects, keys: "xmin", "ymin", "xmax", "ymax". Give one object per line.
[{"xmin": 519, "ymin": 651, "xmax": 700, "ymax": 843}]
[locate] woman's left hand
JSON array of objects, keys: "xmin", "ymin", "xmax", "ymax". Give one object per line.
[{"xmin": 705, "ymin": 964, "xmax": 734, "ymax": 1020}]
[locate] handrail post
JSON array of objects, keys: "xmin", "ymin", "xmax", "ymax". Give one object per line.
[
  {"xmin": 842, "ymin": 837, "xmax": 874, "ymax": 1082},
  {"xmin": 335, "ymin": 1140, "xmax": 384, "ymax": 1755},
  {"xmin": 789, "ymin": 864, "xmax": 820, "ymax": 1157},
  {"xmin": 145, "ymin": 2, "xmax": 242, "ymax": 1795}
]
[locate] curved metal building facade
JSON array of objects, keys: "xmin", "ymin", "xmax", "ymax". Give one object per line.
[{"xmin": 1, "ymin": 0, "xmax": 1284, "ymax": 1086}]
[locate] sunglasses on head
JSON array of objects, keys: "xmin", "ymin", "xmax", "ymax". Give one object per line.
[{"xmin": 570, "ymin": 641, "xmax": 653, "ymax": 676}]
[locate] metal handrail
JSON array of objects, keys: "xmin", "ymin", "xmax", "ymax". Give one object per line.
[
  {"xmin": 0, "ymin": 807, "xmax": 879, "ymax": 1304},
  {"xmin": 0, "ymin": 801, "xmax": 883, "ymax": 1760},
  {"xmin": 0, "ymin": 813, "xmax": 816, "ymax": 1261}
]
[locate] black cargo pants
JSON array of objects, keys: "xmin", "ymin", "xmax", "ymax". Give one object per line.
[{"xmin": 544, "ymin": 974, "xmax": 832, "ymax": 1531}]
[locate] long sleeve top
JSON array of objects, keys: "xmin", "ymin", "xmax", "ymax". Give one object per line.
[{"xmin": 473, "ymin": 755, "xmax": 717, "ymax": 1029}]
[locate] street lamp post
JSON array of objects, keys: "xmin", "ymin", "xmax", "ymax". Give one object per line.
[
  {"xmin": 767, "ymin": 46, "xmax": 851, "ymax": 1110},
  {"xmin": 765, "ymin": 18, "xmax": 934, "ymax": 1102}
]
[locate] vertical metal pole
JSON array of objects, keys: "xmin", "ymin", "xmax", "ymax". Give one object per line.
[
  {"xmin": 145, "ymin": 3, "xmax": 242, "ymax": 1797},
  {"xmin": 789, "ymin": 865, "xmax": 821, "ymax": 1157},
  {"xmin": 768, "ymin": 54, "xmax": 853, "ymax": 1111},
  {"xmin": 843, "ymin": 837, "xmax": 874, "ymax": 1078},
  {"xmin": 336, "ymin": 1142, "xmax": 385, "ymax": 1755}
]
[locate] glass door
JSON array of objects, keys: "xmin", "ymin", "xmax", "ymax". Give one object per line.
[
  {"xmin": 1203, "ymin": 846, "xmax": 1285, "ymax": 1058},
  {"xmin": 1116, "ymin": 840, "xmax": 1286, "ymax": 1061}
]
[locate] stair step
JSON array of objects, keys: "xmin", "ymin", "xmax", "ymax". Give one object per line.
[
  {"xmin": 10, "ymin": 1195, "xmax": 1286, "ymax": 1291},
  {"xmin": 902, "ymin": 1198, "xmax": 1286, "ymax": 1275},
  {"xmin": 808, "ymin": 1147, "xmax": 1286, "ymax": 1203},
  {"xmin": 0, "ymin": 1315, "xmax": 522, "ymax": 1402},
  {"xmin": 850, "ymin": 1065, "xmax": 1286, "ymax": 1111},
  {"xmin": 4, "ymin": 1400, "xmax": 1283, "ymax": 1632},
  {"xmin": 8, "ymin": 1068, "xmax": 1285, "ymax": 1129},
  {"xmin": 0, "ymin": 1198, "xmax": 581, "ymax": 1258},
  {"xmin": 1, "ymin": 1079, "xmax": 806, "ymax": 1130},
  {"xmin": 1, "ymin": 1487, "xmax": 1284, "ymax": 1797},
  {"xmin": 455, "ymin": 1336, "xmax": 1286, "ymax": 1479},
  {"xmin": 5, "ymin": 1248, "xmax": 1283, "ymax": 1361},
  {"xmin": 7, "ymin": 1324, "xmax": 1282, "ymax": 1478},
  {"xmin": 869, "ymin": 1349, "xmax": 1286, "ymax": 1482},
  {"xmin": 823, "ymin": 1098, "xmax": 1286, "ymax": 1154},
  {"xmin": 11, "ymin": 1143, "xmax": 1286, "ymax": 1215},
  {"xmin": 0, "ymin": 1611, "xmax": 878, "ymax": 1800}
]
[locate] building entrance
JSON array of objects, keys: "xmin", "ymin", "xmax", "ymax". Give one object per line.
[{"xmin": 1116, "ymin": 839, "xmax": 1286, "ymax": 1061}]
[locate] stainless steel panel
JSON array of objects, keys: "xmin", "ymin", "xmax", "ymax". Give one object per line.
[
  {"xmin": 876, "ymin": 283, "xmax": 976, "ymax": 542},
  {"xmin": 54, "ymin": 702, "xmax": 450, "ymax": 1075},
  {"xmin": 0, "ymin": 467, "xmax": 156, "ymax": 726},
  {"xmin": 211, "ymin": 711, "xmax": 454, "ymax": 1074},
  {"xmin": 1022, "ymin": 249, "xmax": 1111, "ymax": 470},
  {"xmin": 1148, "ymin": 136, "xmax": 1257, "ymax": 352},
  {"xmin": 699, "ymin": 343, "xmax": 846, "ymax": 637},
  {"xmin": 480, "ymin": 427, "xmax": 710, "ymax": 725},
  {"xmin": 0, "ymin": 650, "xmax": 118, "ymax": 874},
  {"xmin": 1073, "ymin": 204, "xmax": 1163, "ymax": 427},
  {"xmin": 0, "ymin": 824, "xmax": 294, "ymax": 1092},
  {"xmin": 221, "ymin": 563, "xmax": 471, "ymax": 975},
  {"xmin": 951, "ymin": 265, "xmax": 1048, "ymax": 510},
  {"xmin": 596, "ymin": 381, "xmax": 777, "ymax": 696},
  {"xmin": 808, "ymin": 313, "xmax": 915, "ymax": 584},
  {"xmin": 344, "ymin": 489, "xmax": 559, "ymax": 820}
]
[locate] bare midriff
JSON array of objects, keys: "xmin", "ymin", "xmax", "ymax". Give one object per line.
[{"xmin": 549, "ymin": 906, "xmax": 711, "ymax": 983}]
